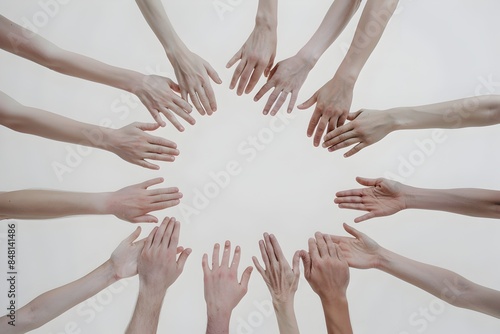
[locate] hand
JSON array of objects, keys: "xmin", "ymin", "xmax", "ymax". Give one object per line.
[
  {"xmin": 137, "ymin": 217, "xmax": 191, "ymax": 293},
  {"xmin": 323, "ymin": 109, "xmax": 396, "ymax": 157},
  {"xmin": 227, "ymin": 24, "xmax": 277, "ymax": 95},
  {"xmin": 132, "ymin": 74, "xmax": 195, "ymax": 130},
  {"xmin": 203, "ymin": 241, "xmax": 253, "ymax": 316},
  {"xmin": 105, "ymin": 122, "xmax": 180, "ymax": 169},
  {"xmin": 300, "ymin": 232, "xmax": 350, "ymax": 300},
  {"xmin": 334, "ymin": 176, "xmax": 408, "ymax": 223},
  {"xmin": 252, "ymin": 233, "xmax": 300, "ymax": 306},
  {"xmin": 106, "ymin": 178, "xmax": 182, "ymax": 223},
  {"xmin": 330, "ymin": 223, "xmax": 381, "ymax": 270},
  {"xmin": 254, "ymin": 55, "xmax": 313, "ymax": 115},
  {"xmin": 298, "ymin": 75, "xmax": 354, "ymax": 147},
  {"xmin": 169, "ymin": 49, "xmax": 222, "ymax": 116},
  {"xmin": 110, "ymin": 227, "xmax": 147, "ymax": 279}
]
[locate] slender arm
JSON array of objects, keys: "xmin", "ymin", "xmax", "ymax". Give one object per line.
[
  {"xmin": 125, "ymin": 285, "xmax": 165, "ymax": 334},
  {"xmin": 377, "ymin": 248, "xmax": 500, "ymax": 318},
  {"xmin": 321, "ymin": 297, "xmax": 353, "ymax": 334}
]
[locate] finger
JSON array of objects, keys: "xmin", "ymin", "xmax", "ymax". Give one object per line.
[
  {"xmin": 176, "ymin": 248, "xmax": 192, "ymax": 271},
  {"xmin": 347, "ymin": 110, "xmax": 362, "ymax": 121},
  {"xmin": 146, "ymin": 135, "xmax": 177, "ymax": 149},
  {"xmin": 292, "ymin": 250, "xmax": 300, "ymax": 277},
  {"xmin": 167, "ymin": 103, "xmax": 196, "ymax": 125},
  {"xmin": 254, "ymin": 81, "xmax": 274, "ymax": 102},
  {"xmin": 323, "ymin": 126, "xmax": 356, "ymax": 149},
  {"xmin": 269, "ymin": 91, "xmax": 288, "ymax": 116},
  {"xmin": 337, "ymin": 203, "xmax": 368, "ymax": 211},
  {"xmin": 244, "ymin": 64, "xmax": 266, "ymax": 94},
  {"xmin": 148, "ymin": 199, "xmax": 181, "ymax": 211},
  {"xmin": 328, "ymin": 138, "xmax": 362, "ymax": 152},
  {"xmin": 269, "ymin": 234, "xmax": 285, "ymax": 261},
  {"xmin": 287, "ymin": 92, "xmax": 298, "ymax": 114},
  {"xmin": 196, "ymin": 88, "xmax": 214, "ymax": 116},
  {"xmin": 335, "ymin": 243, "xmax": 346, "ymax": 262},
  {"xmin": 202, "ymin": 253, "xmax": 211, "ymax": 272},
  {"xmin": 124, "ymin": 226, "xmax": 142, "ymax": 243},
  {"xmin": 135, "ymin": 159, "xmax": 160, "ymax": 170},
  {"xmin": 172, "ymin": 94, "xmax": 193, "ymax": 113},
  {"xmin": 202, "ymin": 81, "xmax": 217, "ymax": 114},
  {"xmin": 205, "ymin": 61, "xmax": 222, "ymax": 84},
  {"xmin": 212, "ymin": 243, "xmax": 220, "ymax": 268},
  {"xmin": 227, "ymin": 48, "xmax": 242, "ymax": 69},
  {"xmin": 229, "ymin": 59, "xmax": 246, "ymax": 90},
  {"xmin": 148, "ymin": 108, "xmax": 166, "ymax": 128},
  {"xmin": 314, "ymin": 232, "xmax": 328, "ymax": 257},
  {"xmin": 236, "ymin": 64, "xmax": 255, "ymax": 96},
  {"xmin": 337, "ymin": 111, "xmax": 348, "ymax": 127},
  {"xmin": 323, "ymin": 122, "xmax": 354, "ymax": 143},
  {"xmin": 343, "ymin": 223, "xmax": 365, "ymax": 239},
  {"xmin": 306, "ymin": 108, "xmax": 321, "ymax": 138},
  {"xmin": 262, "ymin": 88, "xmax": 281, "ymax": 115},
  {"xmin": 356, "ymin": 176, "xmax": 379, "ymax": 187},
  {"xmin": 299, "ymin": 249, "xmax": 311, "ymax": 278},
  {"xmin": 231, "ymin": 245, "xmax": 242, "ymax": 270},
  {"xmin": 297, "ymin": 93, "xmax": 316, "ymax": 110},
  {"xmin": 258, "ymin": 239, "xmax": 271, "ymax": 270},
  {"xmin": 138, "ymin": 177, "xmax": 164, "ymax": 189},
  {"xmin": 153, "ymin": 218, "xmax": 170, "ymax": 247},
  {"xmin": 333, "ymin": 196, "xmax": 364, "ymax": 204},
  {"xmin": 252, "ymin": 256, "xmax": 266, "ymax": 279},
  {"xmin": 264, "ymin": 56, "xmax": 275, "ymax": 77},
  {"xmin": 189, "ymin": 90, "xmax": 206, "ymax": 116},
  {"xmin": 263, "ymin": 233, "xmax": 277, "ymax": 263},
  {"xmin": 326, "ymin": 120, "xmax": 335, "ymax": 135},
  {"xmin": 239, "ymin": 266, "xmax": 253, "ymax": 289},
  {"xmin": 167, "ymin": 78, "xmax": 181, "ymax": 93},
  {"xmin": 150, "ymin": 191, "xmax": 183, "ymax": 203},
  {"xmin": 308, "ymin": 237, "xmax": 318, "ymax": 259},
  {"xmin": 335, "ymin": 188, "xmax": 364, "ymax": 198},
  {"xmin": 145, "ymin": 226, "xmax": 158, "ymax": 249},
  {"xmin": 344, "ymin": 142, "xmax": 366, "ymax": 157},
  {"xmin": 313, "ymin": 117, "xmax": 328, "ymax": 147},
  {"xmin": 168, "ymin": 220, "xmax": 181, "ymax": 249},
  {"xmin": 132, "ymin": 214, "xmax": 158, "ymax": 224},
  {"xmin": 158, "ymin": 107, "xmax": 184, "ymax": 132},
  {"xmin": 177, "ymin": 246, "xmax": 184, "ymax": 254},
  {"xmin": 136, "ymin": 122, "xmax": 160, "ymax": 132},
  {"xmin": 325, "ymin": 234, "xmax": 337, "ymax": 258},
  {"xmin": 221, "ymin": 240, "xmax": 231, "ymax": 267},
  {"xmin": 149, "ymin": 186, "xmax": 180, "ymax": 196},
  {"xmin": 354, "ymin": 212, "xmax": 377, "ymax": 223}
]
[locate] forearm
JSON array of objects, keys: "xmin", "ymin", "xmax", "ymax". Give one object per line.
[
  {"xmin": 0, "ymin": 190, "xmax": 110, "ymax": 220},
  {"xmin": 0, "ymin": 261, "xmax": 117, "ymax": 333},
  {"xmin": 255, "ymin": 0, "xmax": 278, "ymax": 29},
  {"xmin": 377, "ymin": 248, "xmax": 500, "ymax": 318},
  {"xmin": 336, "ymin": 0, "xmax": 399, "ymax": 82},
  {"xmin": 0, "ymin": 16, "xmax": 143, "ymax": 92},
  {"xmin": 320, "ymin": 296, "xmax": 353, "ymax": 334},
  {"xmin": 392, "ymin": 95, "xmax": 500, "ymax": 130},
  {"xmin": 274, "ymin": 302, "xmax": 300, "ymax": 334},
  {"xmin": 296, "ymin": 0, "xmax": 361, "ymax": 66},
  {"xmin": 206, "ymin": 309, "xmax": 231, "ymax": 334},
  {"xmin": 126, "ymin": 285, "xmax": 165, "ymax": 334},
  {"xmin": 403, "ymin": 186, "xmax": 500, "ymax": 219},
  {"xmin": 135, "ymin": 0, "xmax": 186, "ymax": 57}
]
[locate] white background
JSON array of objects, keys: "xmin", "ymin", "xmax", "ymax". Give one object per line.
[{"xmin": 1, "ymin": 0, "xmax": 500, "ymax": 333}]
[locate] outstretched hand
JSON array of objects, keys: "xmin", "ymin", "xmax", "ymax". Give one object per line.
[
  {"xmin": 110, "ymin": 227, "xmax": 147, "ymax": 279},
  {"xmin": 106, "ymin": 121, "xmax": 179, "ymax": 169},
  {"xmin": 335, "ymin": 176, "xmax": 407, "ymax": 223},
  {"xmin": 323, "ymin": 109, "xmax": 395, "ymax": 157},
  {"xmin": 227, "ymin": 24, "xmax": 276, "ymax": 95},
  {"xmin": 107, "ymin": 178, "xmax": 182, "ymax": 223}
]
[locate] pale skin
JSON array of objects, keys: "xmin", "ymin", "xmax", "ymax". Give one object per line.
[
  {"xmin": 126, "ymin": 217, "xmax": 191, "ymax": 334},
  {"xmin": 0, "ymin": 178, "xmax": 182, "ymax": 223},
  {"xmin": 300, "ymin": 233, "xmax": 353, "ymax": 334},
  {"xmin": 0, "ymin": 15, "xmax": 193, "ymax": 130},
  {"xmin": 335, "ymin": 176, "xmax": 500, "ymax": 223},
  {"xmin": 323, "ymin": 95, "xmax": 500, "ymax": 156},
  {"xmin": 227, "ymin": 0, "xmax": 278, "ymax": 96},
  {"xmin": 203, "ymin": 241, "xmax": 253, "ymax": 334},
  {"xmin": 254, "ymin": 0, "xmax": 361, "ymax": 115},
  {"xmin": 0, "ymin": 227, "xmax": 146, "ymax": 334},
  {"xmin": 298, "ymin": 0, "xmax": 399, "ymax": 147},
  {"xmin": 252, "ymin": 233, "xmax": 300, "ymax": 334},
  {"xmin": 0, "ymin": 91, "xmax": 180, "ymax": 170},
  {"xmin": 331, "ymin": 223, "xmax": 500, "ymax": 318},
  {"xmin": 135, "ymin": 0, "xmax": 222, "ymax": 116}
]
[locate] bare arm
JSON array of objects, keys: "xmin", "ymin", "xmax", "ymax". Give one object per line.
[
  {"xmin": 0, "ymin": 15, "xmax": 193, "ymax": 129},
  {"xmin": 299, "ymin": 0, "xmax": 399, "ymax": 146},
  {"xmin": 255, "ymin": 0, "xmax": 361, "ymax": 115},
  {"xmin": 0, "ymin": 228, "xmax": 144, "ymax": 333},
  {"xmin": 0, "ymin": 178, "xmax": 182, "ymax": 223},
  {"xmin": 324, "ymin": 95, "xmax": 500, "ymax": 156},
  {"xmin": 331, "ymin": 224, "xmax": 500, "ymax": 318},
  {"xmin": 135, "ymin": 0, "xmax": 221, "ymax": 116}
]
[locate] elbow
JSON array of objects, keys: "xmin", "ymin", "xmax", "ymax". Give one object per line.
[{"xmin": 439, "ymin": 275, "xmax": 475, "ymax": 310}]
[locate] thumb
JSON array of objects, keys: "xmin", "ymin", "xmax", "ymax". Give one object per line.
[
  {"xmin": 125, "ymin": 226, "xmax": 142, "ymax": 244},
  {"xmin": 356, "ymin": 176, "xmax": 379, "ymax": 187},
  {"xmin": 343, "ymin": 223, "xmax": 363, "ymax": 240},
  {"xmin": 240, "ymin": 266, "xmax": 253, "ymax": 289},
  {"xmin": 136, "ymin": 122, "xmax": 160, "ymax": 132},
  {"xmin": 167, "ymin": 78, "xmax": 181, "ymax": 93},
  {"xmin": 297, "ymin": 93, "xmax": 317, "ymax": 110},
  {"xmin": 347, "ymin": 110, "xmax": 362, "ymax": 121},
  {"xmin": 299, "ymin": 250, "xmax": 311, "ymax": 279}
]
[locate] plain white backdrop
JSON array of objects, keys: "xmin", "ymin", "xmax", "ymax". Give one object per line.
[{"xmin": 1, "ymin": 0, "xmax": 500, "ymax": 333}]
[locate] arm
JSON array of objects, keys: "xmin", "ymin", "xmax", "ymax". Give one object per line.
[
  {"xmin": 126, "ymin": 218, "xmax": 191, "ymax": 334},
  {"xmin": 0, "ymin": 228, "xmax": 145, "ymax": 334},
  {"xmin": 203, "ymin": 241, "xmax": 253, "ymax": 334},
  {"xmin": 323, "ymin": 95, "xmax": 500, "ymax": 156},
  {"xmin": 252, "ymin": 233, "xmax": 300, "ymax": 334},
  {"xmin": 254, "ymin": 0, "xmax": 361, "ymax": 115},
  {"xmin": 0, "ymin": 91, "xmax": 180, "ymax": 169},
  {"xmin": 299, "ymin": 0, "xmax": 399, "ymax": 146},
  {"xmin": 334, "ymin": 176, "xmax": 500, "ymax": 222},
  {"xmin": 227, "ymin": 0, "xmax": 278, "ymax": 95},
  {"xmin": 332, "ymin": 223, "xmax": 500, "ymax": 318},
  {"xmin": 135, "ymin": 0, "xmax": 222, "ymax": 115},
  {"xmin": 0, "ymin": 15, "xmax": 193, "ymax": 130},
  {"xmin": 300, "ymin": 233, "xmax": 353, "ymax": 334},
  {"xmin": 0, "ymin": 178, "xmax": 182, "ymax": 223}
]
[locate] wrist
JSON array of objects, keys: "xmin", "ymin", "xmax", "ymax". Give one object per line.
[
  {"xmin": 332, "ymin": 68, "xmax": 357, "ymax": 88},
  {"xmin": 374, "ymin": 247, "xmax": 393, "ymax": 271},
  {"xmin": 255, "ymin": 13, "xmax": 277, "ymax": 30},
  {"xmin": 294, "ymin": 48, "xmax": 318, "ymax": 71},
  {"xmin": 273, "ymin": 298, "xmax": 295, "ymax": 316},
  {"xmin": 101, "ymin": 260, "xmax": 122, "ymax": 285}
]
